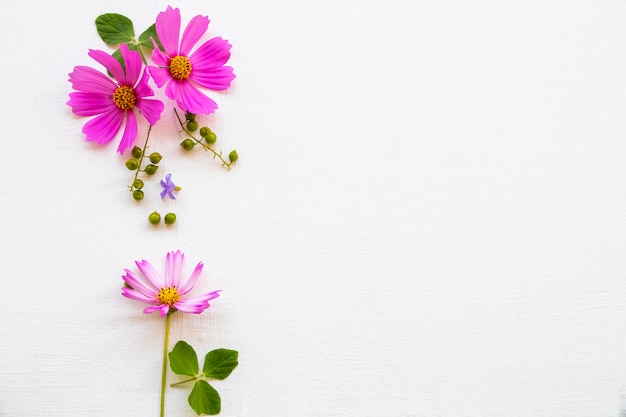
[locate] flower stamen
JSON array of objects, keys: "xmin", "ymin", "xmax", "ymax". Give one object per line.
[
  {"xmin": 157, "ymin": 286, "xmax": 180, "ymax": 306},
  {"xmin": 113, "ymin": 85, "xmax": 137, "ymax": 110},
  {"xmin": 169, "ymin": 55, "xmax": 192, "ymax": 80}
]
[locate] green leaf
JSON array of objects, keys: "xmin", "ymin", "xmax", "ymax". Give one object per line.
[
  {"xmin": 203, "ymin": 349, "xmax": 238, "ymax": 380},
  {"xmin": 108, "ymin": 43, "xmax": 138, "ymax": 75},
  {"xmin": 138, "ymin": 24, "xmax": 162, "ymax": 50},
  {"xmin": 95, "ymin": 13, "xmax": 135, "ymax": 45},
  {"xmin": 169, "ymin": 341, "xmax": 199, "ymax": 377},
  {"xmin": 189, "ymin": 380, "xmax": 221, "ymax": 415}
]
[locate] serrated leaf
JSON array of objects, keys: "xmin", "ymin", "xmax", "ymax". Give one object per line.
[
  {"xmin": 169, "ymin": 341, "xmax": 199, "ymax": 377},
  {"xmin": 203, "ymin": 349, "xmax": 238, "ymax": 380},
  {"xmin": 95, "ymin": 13, "xmax": 135, "ymax": 45},
  {"xmin": 188, "ymin": 380, "xmax": 221, "ymax": 415},
  {"xmin": 138, "ymin": 24, "xmax": 162, "ymax": 50}
]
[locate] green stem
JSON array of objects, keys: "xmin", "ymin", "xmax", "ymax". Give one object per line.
[
  {"xmin": 173, "ymin": 109, "xmax": 232, "ymax": 170},
  {"xmin": 160, "ymin": 313, "xmax": 172, "ymax": 417},
  {"xmin": 129, "ymin": 125, "xmax": 152, "ymax": 192}
]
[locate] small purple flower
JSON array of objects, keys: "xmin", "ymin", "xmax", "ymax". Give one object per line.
[{"xmin": 160, "ymin": 173, "xmax": 177, "ymax": 199}]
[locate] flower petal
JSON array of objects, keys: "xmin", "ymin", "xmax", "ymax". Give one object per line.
[
  {"xmin": 190, "ymin": 37, "xmax": 232, "ymax": 69},
  {"xmin": 67, "ymin": 92, "xmax": 116, "ymax": 116},
  {"xmin": 134, "ymin": 71, "xmax": 156, "ymax": 98},
  {"xmin": 156, "ymin": 6, "xmax": 181, "ymax": 55},
  {"xmin": 119, "ymin": 43, "xmax": 142, "ymax": 85},
  {"xmin": 68, "ymin": 65, "xmax": 116, "ymax": 94},
  {"xmin": 136, "ymin": 259, "xmax": 165, "ymax": 289},
  {"xmin": 122, "ymin": 287, "xmax": 157, "ymax": 304},
  {"xmin": 150, "ymin": 43, "xmax": 171, "ymax": 67},
  {"xmin": 147, "ymin": 65, "xmax": 172, "ymax": 88},
  {"xmin": 88, "ymin": 49, "xmax": 125, "ymax": 83},
  {"xmin": 117, "ymin": 110, "xmax": 137, "ymax": 154},
  {"xmin": 190, "ymin": 65, "xmax": 235, "ymax": 91},
  {"xmin": 82, "ymin": 108, "xmax": 124, "ymax": 144},
  {"xmin": 178, "ymin": 261, "xmax": 204, "ymax": 295},
  {"xmin": 165, "ymin": 250, "xmax": 184, "ymax": 288},
  {"xmin": 179, "ymin": 14, "xmax": 209, "ymax": 55},
  {"xmin": 122, "ymin": 269, "xmax": 157, "ymax": 297},
  {"xmin": 169, "ymin": 80, "xmax": 218, "ymax": 114},
  {"xmin": 136, "ymin": 98, "xmax": 164, "ymax": 126}
]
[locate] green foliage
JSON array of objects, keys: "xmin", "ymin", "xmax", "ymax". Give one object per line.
[
  {"xmin": 203, "ymin": 349, "xmax": 239, "ymax": 380},
  {"xmin": 169, "ymin": 341, "xmax": 238, "ymax": 415},
  {"xmin": 95, "ymin": 13, "xmax": 135, "ymax": 45},
  {"xmin": 138, "ymin": 24, "xmax": 162, "ymax": 50},
  {"xmin": 189, "ymin": 380, "xmax": 221, "ymax": 415},
  {"xmin": 170, "ymin": 341, "xmax": 199, "ymax": 376}
]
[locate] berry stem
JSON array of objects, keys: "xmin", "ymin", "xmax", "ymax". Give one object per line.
[
  {"xmin": 128, "ymin": 125, "xmax": 152, "ymax": 193},
  {"xmin": 174, "ymin": 109, "xmax": 232, "ymax": 170}
]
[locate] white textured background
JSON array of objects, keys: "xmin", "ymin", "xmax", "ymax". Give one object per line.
[{"xmin": 2, "ymin": 0, "xmax": 626, "ymax": 416}]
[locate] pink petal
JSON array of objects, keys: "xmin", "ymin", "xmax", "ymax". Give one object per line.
[
  {"xmin": 122, "ymin": 287, "xmax": 157, "ymax": 304},
  {"xmin": 156, "ymin": 6, "xmax": 181, "ymax": 55},
  {"xmin": 119, "ymin": 43, "xmax": 142, "ymax": 85},
  {"xmin": 190, "ymin": 65, "xmax": 235, "ymax": 91},
  {"xmin": 150, "ymin": 42, "xmax": 171, "ymax": 66},
  {"xmin": 179, "ymin": 14, "xmax": 209, "ymax": 56},
  {"xmin": 68, "ymin": 65, "xmax": 116, "ymax": 94},
  {"xmin": 88, "ymin": 49, "xmax": 125, "ymax": 83},
  {"xmin": 190, "ymin": 37, "xmax": 232, "ymax": 69},
  {"xmin": 165, "ymin": 250, "xmax": 184, "ymax": 288},
  {"xmin": 117, "ymin": 110, "xmax": 137, "ymax": 154},
  {"xmin": 178, "ymin": 262, "xmax": 204, "ymax": 295},
  {"xmin": 82, "ymin": 108, "xmax": 124, "ymax": 144},
  {"xmin": 136, "ymin": 98, "xmax": 164, "ymax": 126},
  {"xmin": 143, "ymin": 305, "xmax": 169, "ymax": 316},
  {"xmin": 134, "ymin": 71, "xmax": 156, "ymax": 98},
  {"xmin": 173, "ymin": 80, "xmax": 219, "ymax": 114},
  {"xmin": 122, "ymin": 269, "xmax": 157, "ymax": 297},
  {"xmin": 147, "ymin": 66, "xmax": 172, "ymax": 88},
  {"xmin": 67, "ymin": 92, "xmax": 116, "ymax": 116},
  {"xmin": 136, "ymin": 259, "xmax": 165, "ymax": 289}
]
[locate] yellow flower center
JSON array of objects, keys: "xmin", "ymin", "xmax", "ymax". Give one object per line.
[
  {"xmin": 169, "ymin": 55, "xmax": 192, "ymax": 80},
  {"xmin": 157, "ymin": 286, "xmax": 180, "ymax": 306},
  {"xmin": 113, "ymin": 85, "xmax": 137, "ymax": 110}
]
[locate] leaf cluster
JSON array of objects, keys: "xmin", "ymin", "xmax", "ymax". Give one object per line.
[
  {"xmin": 95, "ymin": 13, "xmax": 163, "ymax": 66},
  {"xmin": 169, "ymin": 341, "xmax": 239, "ymax": 415}
]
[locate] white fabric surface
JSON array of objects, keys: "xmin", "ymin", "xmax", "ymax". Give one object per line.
[{"xmin": 2, "ymin": 0, "xmax": 626, "ymax": 416}]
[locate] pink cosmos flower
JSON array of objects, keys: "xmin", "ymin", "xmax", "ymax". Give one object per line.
[
  {"xmin": 68, "ymin": 44, "xmax": 164, "ymax": 154},
  {"xmin": 148, "ymin": 6, "xmax": 235, "ymax": 115},
  {"xmin": 122, "ymin": 250, "xmax": 220, "ymax": 317}
]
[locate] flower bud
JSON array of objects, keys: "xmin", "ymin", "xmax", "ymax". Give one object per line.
[
  {"xmin": 205, "ymin": 131, "xmax": 217, "ymax": 145},
  {"xmin": 133, "ymin": 179, "xmax": 144, "ymax": 189},
  {"xmin": 132, "ymin": 190, "xmax": 144, "ymax": 201},
  {"xmin": 164, "ymin": 213, "xmax": 176, "ymax": 225},
  {"xmin": 131, "ymin": 146, "xmax": 143, "ymax": 159},
  {"xmin": 144, "ymin": 164, "xmax": 159, "ymax": 175},
  {"xmin": 148, "ymin": 211, "xmax": 161, "ymax": 225},
  {"xmin": 149, "ymin": 152, "xmax": 163, "ymax": 164},
  {"xmin": 185, "ymin": 111, "xmax": 196, "ymax": 121},
  {"xmin": 187, "ymin": 120, "xmax": 198, "ymax": 132},
  {"xmin": 180, "ymin": 139, "xmax": 195, "ymax": 151},
  {"xmin": 199, "ymin": 126, "xmax": 211, "ymax": 138},
  {"xmin": 228, "ymin": 150, "xmax": 238, "ymax": 163},
  {"xmin": 125, "ymin": 159, "xmax": 139, "ymax": 170}
]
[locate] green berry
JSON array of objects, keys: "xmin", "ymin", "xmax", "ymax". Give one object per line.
[
  {"xmin": 132, "ymin": 190, "xmax": 144, "ymax": 201},
  {"xmin": 185, "ymin": 111, "xmax": 196, "ymax": 121},
  {"xmin": 228, "ymin": 150, "xmax": 238, "ymax": 163},
  {"xmin": 148, "ymin": 211, "xmax": 161, "ymax": 225},
  {"xmin": 199, "ymin": 126, "xmax": 210, "ymax": 138},
  {"xmin": 125, "ymin": 159, "xmax": 139, "ymax": 170},
  {"xmin": 133, "ymin": 179, "xmax": 144, "ymax": 189},
  {"xmin": 164, "ymin": 213, "xmax": 176, "ymax": 225},
  {"xmin": 187, "ymin": 120, "xmax": 198, "ymax": 132},
  {"xmin": 180, "ymin": 139, "xmax": 195, "ymax": 151},
  {"xmin": 205, "ymin": 131, "xmax": 217, "ymax": 145},
  {"xmin": 149, "ymin": 152, "xmax": 162, "ymax": 164},
  {"xmin": 144, "ymin": 164, "xmax": 159, "ymax": 175},
  {"xmin": 131, "ymin": 146, "xmax": 143, "ymax": 159}
]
